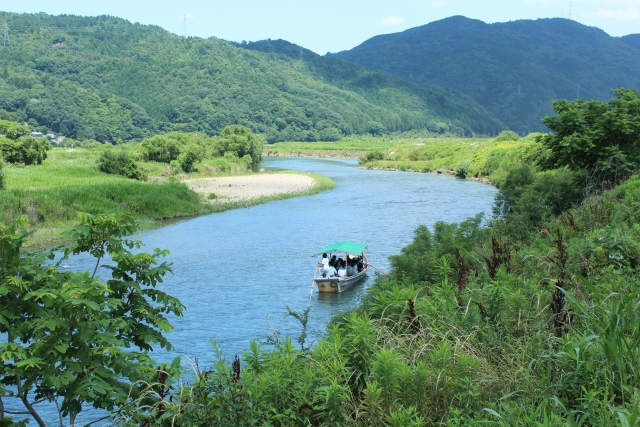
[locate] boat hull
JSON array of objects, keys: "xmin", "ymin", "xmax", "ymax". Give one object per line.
[{"xmin": 315, "ymin": 268, "xmax": 368, "ymax": 293}]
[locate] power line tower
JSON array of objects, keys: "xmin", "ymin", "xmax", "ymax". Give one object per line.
[
  {"xmin": 3, "ymin": 22, "xmax": 9, "ymax": 46},
  {"xmin": 569, "ymin": 2, "xmax": 573, "ymax": 19},
  {"xmin": 182, "ymin": 15, "xmax": 187, "ymax": 39}
]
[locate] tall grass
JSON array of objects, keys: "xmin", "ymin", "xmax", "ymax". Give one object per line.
[{"xmin": 1, "ymin": 148, "xmax": 336, "ymax": 247}]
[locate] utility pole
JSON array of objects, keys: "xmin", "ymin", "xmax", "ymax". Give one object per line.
[
  {"xmin": 576, "ymin": 82, "xmax": 580, "ymax": 98},
  {"xmin": 182, "ymin": 15, "xmax": 187, "ymax": 39}
]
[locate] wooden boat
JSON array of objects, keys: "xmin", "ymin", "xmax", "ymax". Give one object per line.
[{"xmin": 312, "ymin": 242, "xmax": 369, "ymax": 294}]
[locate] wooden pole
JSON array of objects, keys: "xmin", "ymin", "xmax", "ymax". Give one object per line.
[
  {"xmin": 309, "ymin": 264, "xmax": 319, "ymax": 301},
  {"xmin": 366, "ymin": 263, "xmax": 389, "ymax": 275}
]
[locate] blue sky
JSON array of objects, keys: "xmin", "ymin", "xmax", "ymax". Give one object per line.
[{"xmin": 3, "ymin": 0, "xmax": 640, "ymax": 53}]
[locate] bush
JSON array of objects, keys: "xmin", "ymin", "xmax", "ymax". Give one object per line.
[
  {"xmin": 494, "ymin": 165, "xmax": 581, "ymax": 234},
  {"xmin": 97, "ymin": 149, "xmax": 147, "ymax": 181},
  {"xmin": 170, "ymin": 159, "xmax": 182, "ymax": 175},
  {"xmin": 177, "ymin": 143, "xmax": 205, "ymax": 173},
  {"xmin": 454, "ymin": 159, "xmax": 471, "ymax": 178},
  {"xmin": 359, "ymin": 150, "xmax": 385, "ymax": 164},
  {"xmin": 494, "ymin": 130, "xmax": 520, "ymax": 142}
]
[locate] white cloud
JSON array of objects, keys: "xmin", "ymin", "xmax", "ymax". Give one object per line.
[
  {"xmin": 380, "ymin": 15, "xmax": 405, "ymax": 26},
  {"xmin": 432, "ymin": 1, "xmax": 446, "ymax": 6},
  {"xmin": 582, "ymin": 7, "xmax": 640, "ymax": 19}
]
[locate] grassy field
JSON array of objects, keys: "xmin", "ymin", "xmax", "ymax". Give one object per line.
[
  {"xmin": 264, "ymin": 138, "xmax": 396, "ymax": 158},
  {"xmin": 267, "ymin": 134, "xmax": 544, "ymax": 185},
  {"xmin": 1, "ymin": 149, "xmax": 334, "ymax": 248}
]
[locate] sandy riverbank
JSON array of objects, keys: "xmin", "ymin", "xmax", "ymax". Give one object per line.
[{"xmin": 183, "ymin": 173, "xmax": 318, "ymax": 202}]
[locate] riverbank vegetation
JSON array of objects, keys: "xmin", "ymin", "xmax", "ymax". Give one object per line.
[
  {"xmin": 0, "ymin": 122, "xmax": 334, "ymax": 248},
  {"xmin": 266, "ymin": 133, "xmax": 536, "ymax": 185},
  {"xmin": 99, "ymin": 89, "xmax": 640, "ymax": 425}
]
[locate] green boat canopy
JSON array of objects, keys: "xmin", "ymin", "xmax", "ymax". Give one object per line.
[{"xmin": 313, "ymin": 241, "xmax": 368, "ymax": 257}]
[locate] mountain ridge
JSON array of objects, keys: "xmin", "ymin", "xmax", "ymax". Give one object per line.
[
  {"xmin": 0, "ymin": 12, "xmax": 504, "ymax": 143},
  {"xmin": 330, "ymin": 16, "xmax": 640, "ymax": 132}
]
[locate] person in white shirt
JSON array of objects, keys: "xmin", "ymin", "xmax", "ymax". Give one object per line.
[
  {"xmin": 338, "ymin": 266, "xmax": 347, "ymax": 278},
  {"xmin": 327, "ymin": 265, "xmax": 337, "ymax": 277},
  {"xmin": 320, "ymin": 253, "xmax": 330, "ymax": 277}
]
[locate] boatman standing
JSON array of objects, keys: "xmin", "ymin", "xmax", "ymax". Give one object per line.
[{"xmin": 320, "ymin": 253, "xmax": 330, "ymax": 277}]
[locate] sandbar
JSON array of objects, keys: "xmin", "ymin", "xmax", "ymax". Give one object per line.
[{"xmin": 183, "ymin": 173, "xmax": 317, "ymax": 202}]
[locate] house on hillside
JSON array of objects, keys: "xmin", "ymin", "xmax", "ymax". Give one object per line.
[{"xmin": 30, "ymin": 131, "xmax": 44, "ymax": 138}]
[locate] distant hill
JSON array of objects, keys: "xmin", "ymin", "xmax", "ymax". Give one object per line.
[
  {"xmin": 0, "ymin": 13, "xmax": 503, "ymax": 143},
  {"xmin": 621, "ymin": 34, "xmax": 640, "ymax": 50},
  {"xmin": 330, "ymin": 16, "xmax": 640, "ymax": 133}
]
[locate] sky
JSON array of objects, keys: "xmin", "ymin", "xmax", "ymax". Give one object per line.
[{"xmin": 2, "ymin": 0, "xmax": 640, "ymax": 54}]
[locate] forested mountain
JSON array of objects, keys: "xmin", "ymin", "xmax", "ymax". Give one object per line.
[
  {"xmin": 621, "ymin": 34, "xmax": 640, "ymax": 50},
  {"xmin": 0, "ymin": 13, "xmax": 503, "ymax": 143},
  {"xmin": 330, "ymin": 16, "xmax": 640, "ymax": 133}
]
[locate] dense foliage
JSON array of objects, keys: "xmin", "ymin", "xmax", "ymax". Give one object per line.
[
  {"xmin": 0, "ymin": 120, "xmax": 50, "ymax": 165},
  {"xmin": 113, "ymin": 172, "xmax": 640, "ymax": 426},
  {"xmin": 0, "ymin": 212, "xmax": 183, "ymax": 426},
  {"xmin": 331, "ymin": 16, "xmax": 640, "ymax": 133},
  {"xmin": 238, "ymin": 39, "xmax": 504, "ymax": 137},
  {"xmin": 540, "ymin": 88, "xmax": 640, "ymax": 187},
  {"xmin": 111, "ymin": 91, "xmax": 640, "ymax": 426},
  {"xmin": 97, "ymin": 148, "xmax": 147, "ymax": 180},
  {"xmin": 0, "ymin": 13, "xmax": 503, "ymax": 143}
]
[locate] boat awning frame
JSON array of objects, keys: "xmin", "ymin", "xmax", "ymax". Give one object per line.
[{"xmin": 312, "ymin": 241, "xmax": 368, "ymax": 257}]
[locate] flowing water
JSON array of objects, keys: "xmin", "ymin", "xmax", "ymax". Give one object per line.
[{"xmin": 8, "ymin": 157, "xmax": 497, "ymax": 425}]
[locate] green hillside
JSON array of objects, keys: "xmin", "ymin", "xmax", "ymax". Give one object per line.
[
  {"xmin": 621, "ymin": 34, "xmax": 640, "ymax": 50},
  {"xmin": 331, "ymin": 16, "xmax": 640, "ymax": 133},
  {"xmin": 0, "ymin": 13, "xmax": 503, "ymax": 144}
]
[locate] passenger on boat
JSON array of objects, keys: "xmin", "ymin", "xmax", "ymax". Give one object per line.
[
  {"xmin": 320, "ymin": 253, "xmax": 330, "ymax": 277},
  {"xmin": 346, "ymin": 257, "xmax": 356, "ymax": 276},
  {"xmin": 338, "ymin": 265, "xmax": 347, "ymax": 278},
  {"xmin": 330, "ymin": 255, "xmax": 337, "ymax": 267},
  {"xmin": 327, "ymin": 265, "xmax": 337, "ymax": 277}
]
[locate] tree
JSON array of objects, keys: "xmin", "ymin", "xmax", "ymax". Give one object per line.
[
  {"xmin": 540, "ymin": 88, "xmax": 640, "ymax": 185},
  {"xmin": 216, "ymin": 125, "xmax": 264, "ymax": 166},
  {"xmin": 0, "ymin": 212, "xmax": 184, "ymax": 426},
  {"xmin": 0, "ymin": 120, "xmax": 28, "ymax": 140},
  {"xmin": 0, "ymin": 120, "xmax": 51, "ymax": 165},
  {"xmin": 177, "ymin": 143, "xmax": 204, "ymax": 173}
]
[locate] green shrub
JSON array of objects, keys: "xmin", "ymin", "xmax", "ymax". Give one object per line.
[
  {"xmin": 170, "ymin": 159, "xmax": 182, "ymax": 175},
  {"xmin": 494, "ymin": 130, "xmax": 520, "ymax": 142},
  {"xmin": 177, "ymin": 143, "xmax": 205, "ymax": 173},
  {"xmin": 454, "ymin": 159, "xmax": 471, "ymax": 178},
  {"xmin": 97, "ymin": 149, "xmax": 147, "ymax": 181},
  {"xmin": 359, "ymin": 150, "xmax": 386, "ymax": 164}
]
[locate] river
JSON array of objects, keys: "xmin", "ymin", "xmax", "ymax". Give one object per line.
[{"xmin": 7, "ymin": 157, "xmax": 497, "ymax": 425}]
